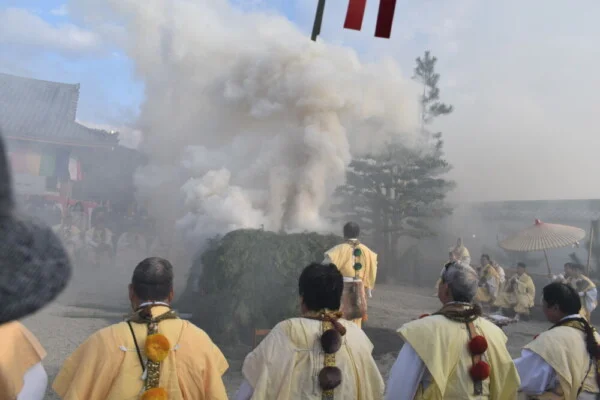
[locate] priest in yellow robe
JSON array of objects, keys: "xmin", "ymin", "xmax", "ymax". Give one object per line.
[
  {"xmin": 515, "ymin": 282, "xmax": 600, "ymax": 399},
  {"xmin": 323, "ymin": 222, "xmax": 377, "ymax": 328},
  {"xmin": 566, "ymin": 264, "xmax": 597, "ymax": 322},
  {"xmin": 476, "ymin": 254, "xmax": 501, "ymax": 308},
  {"xmin": 495, "ymin": 262, "xmax": 536, "ymax": 320},
  {"xmin": 234, "ymin": 262, "xmax": 385, "ymax": 400},
  {"xmin": 385, "ymin": 261, "xmax": 520, "ymax": 399},
  {"xmin": 53, "ymin": 257, "xmax": 229, "ymax": 400}
]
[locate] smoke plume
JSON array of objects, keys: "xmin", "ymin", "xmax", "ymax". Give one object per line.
[{"xmin": 77, "ymin": 0, "xmax": 420, "ymax": 243}]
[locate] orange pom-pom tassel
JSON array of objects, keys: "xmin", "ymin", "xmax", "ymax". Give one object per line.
[
  {"xmin": 468, "ymin": 335, "xmax": 488, "ymax": 355},
  {"xmin": 145, "ymin": 334, "xmax": 171, "ymax": 363},
  {"xmin": 470, "ymin": 361, "xmax": 491, "ymax": 381},
  {"xmin": 141, "ymin": 387, "xmax": 168, "ymax": 400},
  {"xmin": 418, "ymin": 314, "xmax": 430, "ymax": 319}
]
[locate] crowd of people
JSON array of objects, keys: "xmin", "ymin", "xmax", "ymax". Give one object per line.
[
  {"xmin": 50, "ymin": 201, "xmax": 181, "ymax": 270},
  {"xmin": 436, "ymin": 240, "xmax": 598, "ymax": 326},
  {"xmin": 2, "ymin": 217, "xmax": 598, "ymax": 399}
]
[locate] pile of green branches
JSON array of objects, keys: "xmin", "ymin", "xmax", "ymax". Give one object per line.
[{"xmin": 176, "ymin": 229, "xmax": 340, "ymax": 344}]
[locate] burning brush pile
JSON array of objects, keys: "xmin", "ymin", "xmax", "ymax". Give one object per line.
[{"xmin": 176, "ymin": 229, "xmax": 340, "ymax": 344}]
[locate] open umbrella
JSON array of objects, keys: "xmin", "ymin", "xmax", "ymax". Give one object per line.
[{"xmin": 498, "ymin": 219, "xmax": 586, "ymax": 274}]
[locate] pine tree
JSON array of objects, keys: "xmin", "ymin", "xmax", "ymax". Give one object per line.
[{"xmin": 333, "ymin": 50, "xmax": 455, "ymax": 282}]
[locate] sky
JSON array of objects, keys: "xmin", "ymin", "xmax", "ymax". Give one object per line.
[{"xmin": 1, "ymin": 0, "xmax": 599, "ymax": 202}]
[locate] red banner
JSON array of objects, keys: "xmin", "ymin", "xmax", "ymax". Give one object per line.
[
  {"xmin": 374, "ymin": 0, "xmax": 397, "ymax": 39},
  {"xmin": 344, "ymin": 0, "xmax": 368, "ymax": 31}
]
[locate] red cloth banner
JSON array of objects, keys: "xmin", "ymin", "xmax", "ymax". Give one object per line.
[
  {"xmin": 344, "ymin": 0, "xmax": 367, "ymax": 31},
  {"xmin": 374, "ymin": 0, "xmax": 397, "ymax": 38}
]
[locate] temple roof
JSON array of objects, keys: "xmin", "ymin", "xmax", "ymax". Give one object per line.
[{"xmin": 0, "ymin": 73, "xmax": 118, "ymax": 148}]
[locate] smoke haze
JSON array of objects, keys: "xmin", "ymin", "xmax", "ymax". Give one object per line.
[{"xmin": 72, "ymin": 0, "xmax": 421, "ymax": 242}]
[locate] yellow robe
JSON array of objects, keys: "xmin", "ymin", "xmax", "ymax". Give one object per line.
[
  {"xmin": 523, "ymin": 325, "xmax": 600, "ymax": 400},
  {"xmin": 495, "ymin": 273, "xmax": 536, "ymax": 315},
  {"xmin": 242, "ymin": 317, "xmax": 385, "ymax": 399},
  {"xmin": 476, "ymin": 264, "xmax": 501, "ymax": 305},
  {"xmin": 53, "ymin": 306, "xmax": 229, "ymax": 400},
  {"xmin": 0, "ymin": 321, "xmax": 46, "ymax": 399},
  {"xmin": 399, "ymin": 314, "xmax": 520, "ymax": 400},
  {"xmin": 325, "ymin": 241, "xmax": 377, "ymax": 328},
  {"xmin": 567, "ymin": 275, "xmax": 597, "ymax": 321}
]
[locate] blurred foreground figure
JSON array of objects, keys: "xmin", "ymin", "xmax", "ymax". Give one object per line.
[
  {"xmin": 323, "ymin": 222, "xmax": 377, "ymax": 328},
  {"xmin": 495, "ymin": 262, "xmax": 535, "ymax": 321},
  {"xmin": 235, "ymin": 263, "xmax": 384, "ymax": 400},
  {"xmin": 386, "ymin": 262, "xmax": 519, "ymax": 399},
  {"xmin": 0, "ymin": 134, "xmax": 72, "ymax": 399},
  {"xmin": 515, "ymin": 282, "xmax": 600, "ymax": 399},
  {"xmin": 53, "ymin": 257, "xmax": 229, "ymax": 400}
]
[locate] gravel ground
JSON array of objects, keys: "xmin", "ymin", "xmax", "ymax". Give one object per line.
[{"xmin": 23, "ymin": 276, "xmax": 550, "ymax": 399}]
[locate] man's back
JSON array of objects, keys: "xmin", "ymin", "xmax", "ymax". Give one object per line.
[
  {"xmin": 325, "ymin": 242, "xmax": 378, "ymax": 289},
  {"xmin": 397, "ymin": 315, "xmax": 519, "ymax": 399},
  {"xmin": 53, "ymin": 307, "xmax": 228, "ymax": 400},
  {"xmin": 242, "ymin": 317, "xmax": 384, "ymax": 399}
]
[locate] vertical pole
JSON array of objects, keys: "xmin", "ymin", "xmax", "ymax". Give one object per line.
[
  {"xmin": 311, "ymin": 0, "xmax": 327, "ymax": 41},
  {"xmin": 543, "ymin": 249, "xmax": 552, "ymax": 275},
  {"xmin": 587, "ymin": 224, "xmax": 594, "ymax": 275}
]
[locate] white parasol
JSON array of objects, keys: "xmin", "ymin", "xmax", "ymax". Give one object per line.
[{"xmin": 498, "ymin": 219, "xmax": 586, "ymax": 274}]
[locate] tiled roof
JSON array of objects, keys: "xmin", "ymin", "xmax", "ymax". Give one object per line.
[{"xmin": 0, "ymin": 73, "xmax": 117, "ymax": 148}]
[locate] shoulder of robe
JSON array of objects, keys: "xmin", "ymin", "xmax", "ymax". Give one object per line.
[
  {"xmin": 398, "ymin": 315, "xmax": 446, "ymax": 337},
  {"xmin": 476, "ymin": 317, "xmax": 508, "ymax": 341},
  {"xmin": 179, "ymin": 321, "xmax": 219, "ymax": 344},
  {"xmin": 358, "ymin": 243, "xmax": 377, "ymax": 255}
]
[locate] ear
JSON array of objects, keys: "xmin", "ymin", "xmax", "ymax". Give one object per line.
[{"xmin": 168, "ymin": 287, "xmax": 174, "ymax": 303}]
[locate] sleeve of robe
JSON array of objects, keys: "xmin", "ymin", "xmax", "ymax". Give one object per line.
[
  {"xmin": 241, "ymin": 323, "xmax": 296, "ymax": 398},
  {"xmin": 385, "ymin": 343, "xmax": 426, "ymax": 400},
  {"xmin": 17, "ymin": 362, "xmax": 47, "ymax": 400},
  {"xmin": 52, "ymin": 327, "xmax": 124, "ymax": 400},
  {"xmin": 585, "ymin": 288, "xmax": 598, "ymax": 312},
  {"xmin": 176, "ymin": 323, "xmax": 229, "ymax": 400},
  {"xmin": 514, "ymin": 349, "xmax": 557, "ymax": 395},
  {"xmin": 234, "ymin": 380, "xmax": 254, "ymax": 400},
  {"xmin": 366, "ymin": 250, "xmax": 378, "ymax": 289}
]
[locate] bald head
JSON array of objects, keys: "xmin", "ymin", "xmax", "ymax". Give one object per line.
[{"xmin": 130, "ymin": 257, "xmax": 174, "ymax": 302}]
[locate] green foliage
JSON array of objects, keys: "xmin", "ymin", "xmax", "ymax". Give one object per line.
[
  {"xmin": 333, "ymin": 51, "xmax": 455, "ymax": 278},
  {"xmin": 177, "ymin": 229, "xmax": 340, "ymax": 344},
  {"xmin": 413, "ymin": 50, "xmax": 454, "ymax": 125}
]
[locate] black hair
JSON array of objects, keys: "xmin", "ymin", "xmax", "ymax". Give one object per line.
[
  {"xmin": 131, "ymin": 257, "xmax": 174, "ymax": 301},
  {"xmin": 517, "ymin": 262, "xmax": 527, "ymax": 268},
  {"xmin": 481, "ymin": 254, "xmax": 491, "ymax": 263},
  {"xmin": 545, "ymin": 282, "xmax": 600, "ymax": 367},
  {"xmin": 299, "ymin": 263, "xmax": 343, "ymax": 311},
  {"xmin": 543, "ymin": 282, "xmax": 581, "ymax": 315},
  {"xmin": 343, "ymin": 222, "xmax": 360, "ymax": 239},
  {"xmin": 564, "ymin": 262, "xmax": 574, "ymax": 268}
]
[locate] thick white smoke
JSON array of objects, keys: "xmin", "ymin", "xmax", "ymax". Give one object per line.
[{"xmin": 77, "ymin": 0, "xmax": 420, "ymax": 243}]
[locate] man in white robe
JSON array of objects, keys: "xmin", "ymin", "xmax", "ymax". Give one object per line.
[
  {"xmin": 235, "ymin": 262, "xmax": 385, "ymax": 400},
  {"xmin": 386, "ymin": 262, "xmax": 519, "ymax": 400},
  {"xmin": 515, "ymin": 282, "xmax": 600, "ymax": 399}
]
